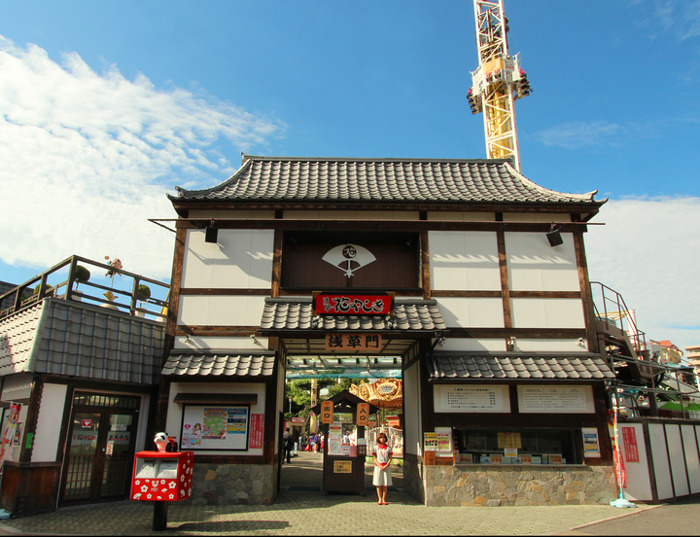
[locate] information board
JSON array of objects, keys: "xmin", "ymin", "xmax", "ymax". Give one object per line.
[
  {"xmin": 517, "ymin": 385, "xmax": 594, "ymax": 414},
  {"xmin": 433, "ymin": 385, "xmax": 510, "ymax": 413},
  {"xmin": 181, "ymin": 405, "xmax": 249, "ymax": 451}
]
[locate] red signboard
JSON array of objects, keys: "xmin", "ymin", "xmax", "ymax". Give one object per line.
[
  {"xmin": 249, "ymin": 414, "xmax": 264, "ymax": 449},
  {"xmin": 314, "ymin": 294, "xmax": 392, "ymax": 315},
  {"xmin": 621, "ymin": 426, "xmax": 640, "ymax": 463}
]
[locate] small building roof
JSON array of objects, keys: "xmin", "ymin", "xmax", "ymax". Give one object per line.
[
  {"xmin": 170, "ymin": 155, "xmax": 605, "ymax": 216},
  {"xmin": 428, "ymin": 353, "xmax": 615, "ymax": 381},
  {"xmin": 162, "ymin": 352, "xmax": 276, "ymax": 378}
]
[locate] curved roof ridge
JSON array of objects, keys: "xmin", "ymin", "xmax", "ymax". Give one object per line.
[
  {"xmin": 504, "ymin": 162, "xmax": 597, "ymax": 202},
  {"xmin": 172, "ymin": 155, "xmax": 255, "ymax": 199}
]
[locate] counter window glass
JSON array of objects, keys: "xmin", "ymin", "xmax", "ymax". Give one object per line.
[{"xmin": 456, "ymin": 428, "xmax": 579, "ymax": 465}]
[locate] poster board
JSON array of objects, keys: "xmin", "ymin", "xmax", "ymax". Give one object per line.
[
  {"xmin": 433, "ymin": 385, "xmax": 510, "ymax": 413},
  {"xmin": 180, "ymin": 405, "xmax": 249, "ymax": 451},
  {"xmin": 517, "ymin": 385, "xmax": 594, "ymax": 414}
]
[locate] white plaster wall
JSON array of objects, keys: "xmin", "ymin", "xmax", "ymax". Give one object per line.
[
  {"xmin": 682, "ymin": 424, "xmax": 700, "ymax": 494},
  {"xmin": 174, "ymin": 336, "xmax": 269, "ymax": 352},
  {"xmin": 505, "ymin": 232, "xmax": 580, "ymax": 291},
  {"xmin": 427, "ymin": 211, "xmax": 495, "ymax": 221},
  {"xmin": 649, "ymin": 423, "xmax": 674, "ymax": 500},
  {"xmin": 513, "ymin": 339, "xmax": 589, "ymax": 352},
  {"xmin": 436, "ymin": 297, "xmax": 505, "ymax": 328},
  {"xmin": 166, "ymin": 381, "xmax": 266, "ymax": 455},
  {"xmin": 177, "ymin": 295, "xmax": 266, "ymax": 326},
  {"xmin": 283, "ymin": 210, "xmax": 419, "ymax": 220},
  {"xmin": 429, "ymin": 231, "xmax": 501, "ymax": 291},
  {"xmin": 511, "ymin": 298, "xmax": 585, "ymax": 328},
  {"xmin": 31, "ymin": 383, "xmax": 67, "ymax": 462},
  {"xmin": 403, "ymin": 360, "xmax": 422, "ymax": 456},
  {"xmin": 181, "ymin": 229, "xmax": 274, "ymax": 289},
  {"xmin": 666, "ymin": 424, "xmax": 690, "ymax": 496},
  {"xmin": 502, "ymin": 213, "xmax": 572, "ymax": 223},
  {"xmin": 437, "ymin": 338, "xmax": 507, "ymax": 352}
]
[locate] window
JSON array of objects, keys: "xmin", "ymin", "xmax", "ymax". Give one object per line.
[{"xmin": 456, "ymin": 428, "xmax": 579, "ymax": 465}]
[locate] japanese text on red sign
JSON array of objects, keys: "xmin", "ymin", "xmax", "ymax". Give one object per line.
[{"xmin": 315, "ymin": 294, "xmax": 392, "ymax": 315}]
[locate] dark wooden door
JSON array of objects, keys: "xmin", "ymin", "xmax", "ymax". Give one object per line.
[{"xmin": 61, "ymin": 408, "xmax": 138, "ymax": 503}]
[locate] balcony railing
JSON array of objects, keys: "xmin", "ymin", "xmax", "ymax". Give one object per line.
[{"xmin": 0, "ymin": 255, "xmax": 170, "ymax": 322}]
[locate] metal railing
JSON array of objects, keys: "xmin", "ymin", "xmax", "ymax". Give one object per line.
[
  {"xmin": 590, "ymin": 281, "xmax": 647, "ymax": 356},
  {"xmin": 0, "ymin": 255, "xmax": 170, "ymax": 322}
]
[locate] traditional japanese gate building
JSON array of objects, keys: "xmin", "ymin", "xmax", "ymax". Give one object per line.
[{"xmin": 159, "ymin": 154, "xmax": 617, "ymax": 506}]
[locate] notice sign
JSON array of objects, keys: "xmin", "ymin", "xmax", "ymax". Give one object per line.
[
  {"xmin": 581, "ymin": 427, "xmax": 601, "ymax": 458},
  {"xmin": 320, "ymin": 401, "xmax": 334, "ymax": 424},
  {"xmin": 517, "ymin": 385, "xmax": 594, "ymax": 414},
  {"xmin": 621, "ymin": 426, "xmax": 640, "ymax": 463},
  {"xmin": 325, "ymin": 333, "xmax": 382, "ymax": 353},
  {"xmin": 333, "ymin": 460, "xmax": 352, "ymax": 474},
  {"xmin": 356, "ymin": 403, "xmax": 370, "ymax": 426},
  {"xmin": 249, "ymin": 414, "xmax": 264, "ymax": 449},
  {"xmin": 434, "ymin": 385, "xmax": 510, "ymax": 413},
  {"xmin": 314, "ymin": 293, "xmax": 392, "ymax": 315}
]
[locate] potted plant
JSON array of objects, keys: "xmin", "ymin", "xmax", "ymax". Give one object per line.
[
  {"xmin": 135, "ymin": 284, "xmax": 151, "ymax": 317},
  {"xmin": 72, "ymin": 265, "xmax": 91, "ymax": 301},
  {"xmin": 75, "ymin": 265, "xmax": 90, "ymax": 288},
  {"xmin": 136, "ymin": 284, "xmax": 151, "ymax": 303}
]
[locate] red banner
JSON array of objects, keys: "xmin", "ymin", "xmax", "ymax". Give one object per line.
[
  {"xmin": 621, "ymin": 426, "xmax": 640, "ymax": 463},
  {"xmin": 314, "ymin": 294, "xmax": 392, "ymax": 315},
  {"xmin": 249, "ymin": 414, "xmax": 264, "ymax": 449}
]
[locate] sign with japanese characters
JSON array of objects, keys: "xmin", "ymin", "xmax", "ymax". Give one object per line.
[
  {"xmin": 434, "ymin": 385, "xmax": 511, "ymax": 413},
  {"xmin": 314, "ymin": 293, "xmax": 392, "ymax": 315},
  {"xmin": 325, "ymin": 333, "xmax": 382, "ymax": 352},
  {"xmin": 356, "ymin": 403, "xmax": 370, "ymax": 426},
  {"xmin": 320, "ymin": 401, "xmax": 334, "ymax": 424}
]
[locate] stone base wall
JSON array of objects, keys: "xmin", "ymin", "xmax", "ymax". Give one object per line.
[
  {"xmin": 423, "ymin": 465, "xmax": 617, "ymax": 507},
  {"xmin": 188, "ymin": 462, "xmax": 277, "ymax": 506}
]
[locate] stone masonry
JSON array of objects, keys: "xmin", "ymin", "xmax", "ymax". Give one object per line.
[
  {"xmin": 422, "ymin": 465, "xmax": 617, "ymax": 507},
  {"xmin": 187, "ymin": 462, "xmax": 277, "ymax": 506}
]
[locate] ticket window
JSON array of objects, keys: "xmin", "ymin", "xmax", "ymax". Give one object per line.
[{"xmin": 455, "ymin": 428, "xmax": 579, "ymax": 465}]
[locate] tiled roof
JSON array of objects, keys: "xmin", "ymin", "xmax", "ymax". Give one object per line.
[
  {"xmin": 428, "ymin": 353, "xmax": 615, "ymax": 381},
  {"xmin": 171, "ymin": 155, "xmax": 603, "ymax": 209},
  {"xmin": 260, "ymin": 298, "xmax": 446, "ymax": 332},
  {"xmin": 162, "ymin": 353, "xmax": 276, "ymax": 377},
  {"xmin": 0, "ymin": 302, "xmax": 45, "ymax": 375},
  {"xmin": 0, "ymin": 299, "xmax": 166, "ymax": 384}
]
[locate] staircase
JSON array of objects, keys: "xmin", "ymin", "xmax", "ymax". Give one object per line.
[{"xmin": 591, "ymin": 281, "xmax": 658, "ymax": 386}]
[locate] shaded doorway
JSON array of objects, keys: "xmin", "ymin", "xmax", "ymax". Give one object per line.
[{"xmin": 60, "ymin": 392, "xmax": 140, "ymax": 504}]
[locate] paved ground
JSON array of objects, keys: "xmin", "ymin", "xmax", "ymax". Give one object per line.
[{"xmin": 0, "ymin": 452, "xmax": 695, "ymax": 536}]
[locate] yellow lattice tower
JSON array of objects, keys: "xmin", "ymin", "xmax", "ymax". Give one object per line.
[{"xmin": 466, "ymin": 0, "xmax": 531, "ymax": 171}]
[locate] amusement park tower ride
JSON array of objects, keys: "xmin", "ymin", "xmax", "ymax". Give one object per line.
[{"xmin": 467, "ymin": 0, "xmax": 531, "ymax": 172}]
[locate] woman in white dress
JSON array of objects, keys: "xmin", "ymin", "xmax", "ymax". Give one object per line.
[{"xmin": 372, "ymin": 432, "xmax": 392, "ymax": 505}]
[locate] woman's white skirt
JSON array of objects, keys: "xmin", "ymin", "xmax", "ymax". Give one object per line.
[{"xmin": 373, "ymin": 465, "xmax": 392, "ymax": 487}]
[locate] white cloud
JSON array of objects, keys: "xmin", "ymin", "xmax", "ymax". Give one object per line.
[
  {"xmin": 586, "ymin": 197, "xmax": 700, "ymax": 355},
  {"xmin": 534, "ymin": 120, "xmax": 621, "ymax": 149},
  {"xmin": 0, "ymin": 36, "xmax": 284, "ymax": 279}
]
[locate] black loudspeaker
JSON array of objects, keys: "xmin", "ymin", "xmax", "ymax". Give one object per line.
[
  {"xmin": 546, "ymin": 228, "xmax": 563, "ymax": 247},
  {"xmin": 205, "ymin": 225, "xmax": 218, "ymax": 243}
]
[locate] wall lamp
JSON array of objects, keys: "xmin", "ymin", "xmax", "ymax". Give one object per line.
[
  {"xmin": 546, "ymin": 223, "xmax": 563, "ymax": 247},
  {"xmin": 205, "ymin": 219, "xmax": 218, "ymax": 243}
]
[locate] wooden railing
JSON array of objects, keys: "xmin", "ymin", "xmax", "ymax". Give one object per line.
[{"xmin": 0, "ymin": 255, "xmax": 170, "ymax": 322}]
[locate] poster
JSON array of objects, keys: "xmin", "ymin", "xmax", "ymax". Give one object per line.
[
  {"xmin": 621, "ymin": 426, "xmax": 640, "ymax": 463},
  {"xmin": 181, "ymin": 405, "xmax": 249, "ymax": 451},
  {"xmin": 249, "ymin": 414, "xmax": 264, "ymax": 449},
  {"xmin": 0, "ymin": 404, "xmax": 21, "ymax": 468},
  {"xmin": 423, "ymin": 432, "xmax": 438, "ymax": 451},
  {"xmin": 581, "ymin": 427, "xmax": 601, "ymax": 458}
]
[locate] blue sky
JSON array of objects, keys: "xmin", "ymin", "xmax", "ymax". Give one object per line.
[{"xmin": 1, "ymin": 1, "xmax": 699, "ymax": 355}]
